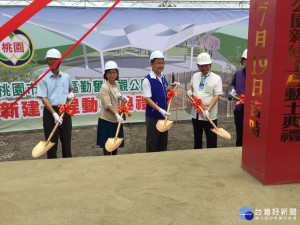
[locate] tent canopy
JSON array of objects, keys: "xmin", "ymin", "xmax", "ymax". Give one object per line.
[{"xmin": 2, "ymin": 7, "xmax": 249, "ymax": 53}]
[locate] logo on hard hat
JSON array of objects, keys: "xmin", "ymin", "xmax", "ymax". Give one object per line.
[{"xmin": 0, "ymin": 29, "xmax": 34, "ymax": 68}]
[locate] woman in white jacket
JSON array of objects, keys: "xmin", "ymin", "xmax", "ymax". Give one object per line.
[{"xmin": 97, "ymin": 61, "xmax": 128, "ymax": 155}]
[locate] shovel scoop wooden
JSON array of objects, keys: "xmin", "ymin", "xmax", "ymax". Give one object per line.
[
  {"xmin": 186, "ymin": 94, "xmax": 231, "ymax": 140},
  {"xmin": 156, "ymin": 83, "xmax": 178, "ymax": 132},
  {"xmin": 105, "ymin": 99, "xmax": 130, "ymax": 152},
  {"xmin": 32, "ymin": 96, "xmax": 76, "ymax": 158}
]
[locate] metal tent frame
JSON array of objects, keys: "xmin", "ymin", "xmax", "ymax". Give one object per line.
[{"xmin": 0, "ymin": 0, "xmax": 250, "ymax": 9}]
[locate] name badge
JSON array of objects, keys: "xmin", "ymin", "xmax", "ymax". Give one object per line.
[{"xmin": 199, "ymin": 81, "xmax": 205, "ymax": 90}]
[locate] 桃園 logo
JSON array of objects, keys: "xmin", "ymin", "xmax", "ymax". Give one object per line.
[{"xmin": 0, "ymin": 29, "xmax": 34, "ymax": 68}]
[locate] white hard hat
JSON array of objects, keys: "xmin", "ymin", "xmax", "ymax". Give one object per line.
[
  {"xmin": 150, "ymin": 50, "xmax": 164, "ymax": 61},
  {"xmin": 242, "ymin": 49, "xmax": 247, "ymax": 59},
  {"xmin": 197, "ymin": 52, "xmax": 212, "ymax": 65},
  {"xmin": 45, "ymin": 48, "xmax": 61, "ymax": 59},
  {"xmin": 105, "ymin": 61, "xmax": 118, "ymax": 70}
]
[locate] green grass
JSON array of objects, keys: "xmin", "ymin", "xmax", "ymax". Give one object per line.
[
  {"xmin": 33, "ymin": 45, "xmax": 97, "ymax": 66},
  {"xmin": 211, "ymin": 32, "xmax": 247, "ymax": 63}
]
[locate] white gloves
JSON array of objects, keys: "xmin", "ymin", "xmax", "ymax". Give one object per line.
[
  {"xmin": 121, "ymin": 95, "xmax": 129, "ymax": 102},
  {"xmin": 159, "ymin": 108, "xmax": 170, "ymax": 118},
  {"xmin": 187, "ymin": 90, "xmax": 193, "ymax": 96},
  {"xmin": 174, "ymin": 82, "xmax": 180, "ymax": 85},
  {"xmin": 202, "ymin": 109, "xmax": 210, "ymax": 119},
  {"xmin": 67, "ymin": 92, "xmax": 74, "ymax": 100},
  {"xmin": 115, "ymin": 113, "xmax": 123, "ymax": 123},
  {"xmin": 230, "ymin": 89, "xmax": 236, "ymax": 96},
  {"xmin": 52, "ymin": 112, "xmax": 63, "ymax": 125}
]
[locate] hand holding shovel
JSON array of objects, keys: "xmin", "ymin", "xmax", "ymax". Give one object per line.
[
  {"xmin": 105, "ymin": 99, "xmax": 130, "ymax": 152},
  {"xmin": 186, "ymin": 93, "xmax": 231, "ymax": 140},
  {"xmin": 156, "ymin": 83, "xmax": 178, "ymax": 132},
  {"xmin": 32, "ymin": 96, "xmax": 76, "ymax": 158},
  {"xmin": 230, "ymin": 94, "xmax": 241, "ymax": 101},
  {"xmin": 230, "ymin": 94, "xmax": 245, "ymax": 105}
]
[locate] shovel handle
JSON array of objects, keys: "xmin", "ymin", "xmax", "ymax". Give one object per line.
[
  {"xmin": 186, "ymin": 93, "xmax": 218, "ymax": 130},
  {"xmin": 229, "ymin": 94, "xmax": 241, "ymax": 101},
  {"xmin": 114, "ymin": 98, "xmax": 130, "ymax": 139},
  {"xmin": 165, "ymin": 83, "xmax": 178, "ymax": 121},
  {"xmin": 45, "ymin": 96, "xmax": 76, "ymax": 145}
]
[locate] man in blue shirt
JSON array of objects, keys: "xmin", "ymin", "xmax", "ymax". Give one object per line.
[
  {"xmin": 37, "ymin": 48, "xmax": 74, "ymax": 159},
  {"xmin": 142, "ymin": 50, "xmax": 170, "ymax": 152}
]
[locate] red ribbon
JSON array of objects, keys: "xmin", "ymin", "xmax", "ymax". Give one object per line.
[
  {"xmin": 191, "ymin": 96, "xmax": 206, "ymax": 114},
  {"xmin": 118, "ymin": 103, "xmax": 131, "ymax": 117},
  {"xmin": 167, "ymin": 89, "xmax": 180, "ymax": 104},
  {"xmin": 58, "ymin": 103, "xmax": 74, "ymax": 117},
  {"xmin": 236, "ymin": 94, "xmax": 245, "ymax": 105}
]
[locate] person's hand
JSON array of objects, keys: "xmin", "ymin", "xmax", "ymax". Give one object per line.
[
  {"xmin": 52, "ymin": 112, "xmax": 63, "ymax": 125},
  {"xmin": 115, "ymin": 113, "xmax": 123, "ymax": 123},
  {"xmin": 230, "ymin": 89, "xmax": 236, "ymax": 96},
  {"xmin": 122, "ymin": 95, "xmax": 129, "ymax": 103},
  {"xmin": 174, "ymin": 82, "xmax": 180, "ymax": 86},
  {"xmin": 67, "ymin": 92, "xmax": 74, "ymax": 100},
  {"xmin": 202, "ymin": 109, "xmax": 209, "ymax": 119},
  {"xmin": 187, "ymin": 90, "xmax": 193, "ymax": 96},
  {"xmin": 159, "ymin": 108, "xmax": 170, "ymax": 118}
]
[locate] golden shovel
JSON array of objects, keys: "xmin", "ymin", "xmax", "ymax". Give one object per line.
[
  {"xmin": 32, "ymin": 96, "xmax": 76, "ymax": 158},
  {"xmin": 105, "ymin": 99, "xmax": 130, "ymax": 152},
  {"xmin": 186, "ymin": 94, "xmax": 231, "ymax": 140},
  {"xmin": 156, "ymin": 83, "xmax": 178, "ymax": 132}
]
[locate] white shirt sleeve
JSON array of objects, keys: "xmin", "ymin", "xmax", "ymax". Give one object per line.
[
  {"xmin": 37, "ymin": 77, "xmax": 47, "ymax": 98},
  {"xmin": 142, "ymin": 78, "xmax": 152, "ymax": 98},
  {"xmin": 214, "ymin": 76, "xmax": 223, "ymax": 95}
]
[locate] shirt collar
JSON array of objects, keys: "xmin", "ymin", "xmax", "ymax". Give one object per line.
[
  {"xmin": 150, "ymin": 70, "xmax": 164, "ymax": 80},
  {"xmin": 201, "ymin": 71, "xmax": 211, "ymax": 78},
  {"xmin": 49, "ymin": 70, "xmax": 62, "ymax": 77}
]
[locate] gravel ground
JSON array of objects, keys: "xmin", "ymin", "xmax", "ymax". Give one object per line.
[{"xmin": 0, "ymin": 117, "xmax": 237, "ymax": 162}]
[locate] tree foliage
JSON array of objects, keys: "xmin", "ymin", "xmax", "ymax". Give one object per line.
[
  {"xmin": 0, "ymin": 60, "xmax": 39, "ymax": 83},
  {"xmin": 225, "ymin": 46, "xmax": 244, "ymax": 73},
  {"xmin": 158, "ymin": 1, "xmax": 176, "ymax": 7}
]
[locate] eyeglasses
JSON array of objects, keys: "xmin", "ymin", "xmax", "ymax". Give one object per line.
[{"xmin": 107, "ymin": 71, "xmax": 117, "ymax": 75}]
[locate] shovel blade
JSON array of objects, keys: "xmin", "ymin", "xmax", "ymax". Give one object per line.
[
  {"xmin": 105, "ymin": 137, "xmax": 124, "ymax": 152},
  {"xmin": 210, "ymin": 128, "xmax": 231, "ymax": 140},
  {"xmin": 156, "ymin": 119, "xmax": 174, "ymax": 132},
  {"xmin": 32, "ymin": 141, "xmax": 55, "ymax": 158}
]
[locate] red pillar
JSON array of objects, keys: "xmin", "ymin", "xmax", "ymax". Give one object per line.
[{"xmin": 242, "ymin": 0, "xmax": 300, "ymax": 185}]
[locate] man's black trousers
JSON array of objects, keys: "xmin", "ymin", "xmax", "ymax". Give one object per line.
[
  {"xmin": 234, "ymin": 109, "xmax": 244, "ymax": 147},
  {"xmin": 43, "ymin": 107, "xmax": 72, "ymax": 159},
  {"xmin": 192, "ymin": 117, "xmax": 217, "ymax": 149},
  {"xmin": 146, "ymin": 116, "xmax": 168, "ymax": 152}
]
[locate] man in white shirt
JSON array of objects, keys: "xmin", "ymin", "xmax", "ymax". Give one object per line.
[{"xmin": 187, "ymin": 52, "xmax": 223, "ymax": 149}]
